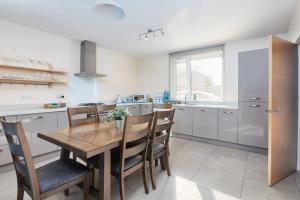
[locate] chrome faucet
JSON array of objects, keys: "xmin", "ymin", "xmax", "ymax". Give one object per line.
[{"xmin": 184, "ymin": 95, "xmax": 189, "ymax": 104}]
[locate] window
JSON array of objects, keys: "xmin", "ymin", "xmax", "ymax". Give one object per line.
[{"xmin": 170, "ymin": 46, "xmax": 224, "ymax": 101}]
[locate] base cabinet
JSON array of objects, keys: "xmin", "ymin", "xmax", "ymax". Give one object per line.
[
  {"xmin": 173, "ymin": 107, "xmax": 193, "ymax": 135},
  {"xmin": 193, "ymin": 108, "xmax": 218, "ymax": 140},
  {"xmin": 58, "ymin": 111, "xmax": 69, "ymax": 129},
  {"xmin": 141, "ymin": 104, "xmax": 153, "ymax": 115},
  {"xmin": 218, "ymin": 109, "xmax": 238, "ymax": 143},
  {"xmin": 17, "ymin": 113, "xmax": 58, "ymax": 156},
  {"xmin": 238, "ymin": 102, "xmax": 268, "ymax": 148}
]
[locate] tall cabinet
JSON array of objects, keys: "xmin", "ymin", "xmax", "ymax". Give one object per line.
[{"xmin": 238, "ymin": 49, "xmax": 269, "ymax": 149}]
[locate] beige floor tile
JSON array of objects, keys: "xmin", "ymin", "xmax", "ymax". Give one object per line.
[
  {"xmin": 213, "ymin": 146, "xmax": 248, "ymax": 162},
  {"xmin": 192, "ymin": 166, "xmax": 244, "ymax": 198},
  {"xmin": 241, "ymin": 174, "xmax": 300, "ymax": 200},
  {"xmin": 179, "ymin": 182, "xmax": 241, "ymax": 200},
  {"xmin": 170, "ymin": 148, "xmax": 211, "ymax": 166},
  {"xmin": 203, "ymin": 153, "xmax": 246, "ymax": 176}
]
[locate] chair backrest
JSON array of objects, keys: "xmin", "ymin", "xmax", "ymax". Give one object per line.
[
  {"xmin": 97, "ymin": 104, "xmax": 117, "ymax": 114},
  {"xmin": 153, "ymin": 103, "xmax": 172, "ymax": 110},
  {"xmin": 67, "ymin": 106, "xmax": 99, "ymax": 127},
  {"xmin": 97, "ymin": 104, "xmax": 117, "ymax": 121},
  {"xmin": 0, "ymin": 119, "xmax": 40, "ymax": 197},
  {"xmin": 120, "ymin": 113, "xmax": 154, "ymax": 173},
  {"xmin": 149, "ymin": 109, "xmax": 175, "ymax": 155}
]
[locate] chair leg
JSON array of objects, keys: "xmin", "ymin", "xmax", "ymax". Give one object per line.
[
  {"xmin": 155, "ymin": 159, "xmax": 158, "ymax": 167},
  {"xmin": 83, "ymin": 174, "xmax": 90, "ymax": 200},
  {"xmin": 142, "ymin": 164, "xmax": 149, "ymax": 194},
  {"xmin": 149, "ymin": 158, "xmax": 156, "ymax": 190},
  {"xmin": 119, "ymin": 175, "xmax": 125, "ymax": 200},
  {"xmin": 64, "ymin": 189, "xmax": 70, "ymax": 196},
  {"xmin": 17, "ymin": 184, "xmax": 24, "ymax": 200},
  {"xmin": 164, "ymin": 152, "xmax": 171, "ymax": 176},
  {"xmin": 159, "ymin": 156, "xmax": 166, "ymax": 171}
]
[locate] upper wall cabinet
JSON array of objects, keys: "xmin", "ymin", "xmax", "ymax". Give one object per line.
[{"xmin": 238, "ymin": 49, "xmax": 269, "ymax": 102}]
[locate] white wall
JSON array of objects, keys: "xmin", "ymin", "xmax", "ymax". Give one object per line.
[
  {"xmin": 287, "ymin": 0, "xmax": 300, "ymax": 42},
  {"xmin": 0, "ymin": 19, "xmax": 138, "ymax": 106},
  {"xmin": 0, "ymin": 19, "xmax": 74, "ymax": 105},
  {"xmin": 136, "ymin": 55, "xmax": 169, "ymax": 96},
  {"xmin": 136, "ymin": 37, "xmax": 269, "ymax": 101}
]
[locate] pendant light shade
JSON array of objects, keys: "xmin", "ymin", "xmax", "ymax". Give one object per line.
[{"xmin": 94, "ymin": 0, "xmax": 125, "ymax": 20}]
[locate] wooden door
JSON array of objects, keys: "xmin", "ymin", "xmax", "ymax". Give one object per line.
[{"xmin": 268, "ymin": 35, "xmax": 298, "ymax": 186}]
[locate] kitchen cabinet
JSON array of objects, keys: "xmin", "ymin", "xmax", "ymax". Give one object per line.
[
  {"xmin": 193, "ymin": 108, "xmax": 218, "ymax": 140},
  {"xmin": 125, "ymin": 105, "xmax": 141, "ymax": 115},
  {"xmin": 0, "ymin": 115, "xmax": 17, "ymax": 145},
  {"xmin": 218, "ymin": 109, "xmax": 238, "ymax": 143},
  {"xmin": 238, "ymin": 102, "xmax": 268, "ymax": 148},
  {"xmin": 238, "ymin": 49, "xmax": 269, "ymax": 102},
  {"xmin": 0, "ymin": 145, "xmax": 13, "ymax": 166},
  {"xmin": 141, "ymin": 104, "xmax": 153, "ymax": 115},
  {"xmin": 17, "ymin": 113, "xmax": 58, "ymax": 156},
  {"xmin": 172, "ymin": 107, "xmax": 193, "ymax": 135},
  {"xmin": 57, "ymin": 111, "xmax": 69, "ymax": 129}
]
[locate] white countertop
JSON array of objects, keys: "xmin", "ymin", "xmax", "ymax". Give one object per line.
[
  {"xmin": 117, "ymin": 102, "xmax": 152, "ymax": 106},
  {"xmin": 0, "ymin": 107, "xmax": 67, "ymax": 116},
  {"xmin": 172, "ymin": 104, "xmax": 238, "ymax": 109}
]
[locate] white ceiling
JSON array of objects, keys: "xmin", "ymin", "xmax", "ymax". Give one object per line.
[{"xmin": 0, "ymin": 0, "xmax": 297, "ymax": 57}]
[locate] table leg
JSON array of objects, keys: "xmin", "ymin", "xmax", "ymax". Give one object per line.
[
  {"xmin": 98, "ymin": 150, "xmax": 111, "ymax": 200},
  {"xmin": 60, "ymin": 148, "xmax": 70, "ymax": 160}
]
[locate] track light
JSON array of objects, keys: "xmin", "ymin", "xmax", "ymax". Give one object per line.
[{"xmin": 138, "ymin": 28, "xmax": 165, "ymax": 41}]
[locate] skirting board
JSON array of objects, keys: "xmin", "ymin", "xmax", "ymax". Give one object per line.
[{"xmin": 172, "ymin": 133, "xmax": 268, "ymax": 154}]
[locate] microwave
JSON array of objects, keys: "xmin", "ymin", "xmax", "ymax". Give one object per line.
[{"xmin": 132, "ymin": 94, "xmax": 146, "ymax": 103}]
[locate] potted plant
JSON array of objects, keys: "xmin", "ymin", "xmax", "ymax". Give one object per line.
[{"xmin": 104, "ymin": 107, "xmax": 128, "ymax": 128}]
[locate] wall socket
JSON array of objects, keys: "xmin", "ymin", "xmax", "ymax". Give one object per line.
[{"xmin": 20, "ymin": 94, "xmax": 31, "ymax": 100}]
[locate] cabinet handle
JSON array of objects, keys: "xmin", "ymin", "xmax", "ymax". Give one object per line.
[
  {"xmin": 222, "ymin": 111, "xmax": 234, "ymax": 114},
  {"xmin": 200, "ymin": 109, "xmax": 208, "ymax": 112},
  {"xmin": 177, "ymin": 108, "xmax": 184, "ymax": 111},
  {"xmin": 249, "ymin": 105, "xmax": 260, "ymax": 108},
  {"xmin": 250, "ymin": 97, "xmax": 261, "ymax": 100},
  {"xmin": 0, "ymin": 148, "xmax": 3, "ymax": 152},
  {"xmin": 31, "ymin": 116, "xmax": 44, "ymax": 120}
]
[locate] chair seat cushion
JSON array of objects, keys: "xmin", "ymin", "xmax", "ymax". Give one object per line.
[
  {"xmin": 28, "ymin": 159, "xmax": 88, "ymax": 193},
  {"xmin": 152, "ymin": 143, "xmax": 164, "ymax": 154},
  {"xmin": 111, "ymin": 151, "xmax": 142, "ymax": 175}
]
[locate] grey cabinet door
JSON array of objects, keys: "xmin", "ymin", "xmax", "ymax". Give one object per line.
[
  {"xmin": 218, "ymin": 109, "xmax": 238, "ymax": 143},
  {"xmin": 126, "ymin": 105, "xmax": 141, "ymax": 115},
  {"xmin": 172, "ymin": 107, "xmax": 193, "ymax": 135},
  {"xmin": 141, "ymin": 104, "xmax": 153, "ymax": 115},
  {"xmin": 238, "ymin": 102, "xmax": 268, "ymax": 148},
  {"xmin": 193, "ymin": 108, "xmax": 218, "ymax": 140},
  {"xmin": 17, "ymin": 112, "xmax": 58, "ymax": 156},
  {"xmin": 0, "ymin": 115, "xmax": 17, "ymax": 146},
  {"xmin": 0, "ymin": 145, "xmax": 13, "ymax": 166},
  {"xmin": 238, "ymin": 49, "xmax": 269, "ymax": 102},
  {"xmin": 57, "ymin": 111, "xmax": 69, "ymax": 129}
]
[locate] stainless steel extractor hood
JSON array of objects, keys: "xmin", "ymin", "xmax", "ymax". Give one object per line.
[{"xmin": 74, "ymin": 40, "xmax": 107, "ymax": 78}]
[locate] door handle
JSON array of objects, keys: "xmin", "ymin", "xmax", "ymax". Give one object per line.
[
  {"xmin": 222, "ymin": 111, "xmax": 234, "ymax": 114},
  {"xmin": 250, "ymin": 97, "xmax": 261, "ymax": 100},
  {"xmin": 264, "ymin": 109, "xmax": 280, "ymax": 113},
  {"xmin": 200, "ymin": 109, "xmax": 208, "ymax": 112},
  {"xmin": 249, "ymin": 105, "xmax": 260, "ymax": 108},
  {"xmin": 31, "ymin": 116, "xmax": 44, "ymax": 120}
]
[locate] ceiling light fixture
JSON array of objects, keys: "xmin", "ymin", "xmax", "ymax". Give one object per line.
[
  {"xmin": 94, "ymin": 0, "xmax": 125, "ymax": 21},
  {"xmin": 139, "ymin": 28, "xmax": 165, "ymax": 41}
]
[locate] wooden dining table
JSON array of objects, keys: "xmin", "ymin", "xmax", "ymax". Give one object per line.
[{"xmin": 38, "ymin": 121, "xmax": 123, "ymax": 200}]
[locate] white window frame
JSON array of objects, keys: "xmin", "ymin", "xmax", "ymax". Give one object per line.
[{"xmin": 170, "ymin": 46, "xmax": 225, "ymax": 102}]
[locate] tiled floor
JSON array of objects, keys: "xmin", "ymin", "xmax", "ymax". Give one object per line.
[{"xmin": 1, "ymin": 137, "xmax": 300, "ymax": 200}]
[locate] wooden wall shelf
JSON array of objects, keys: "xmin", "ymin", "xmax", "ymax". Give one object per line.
[
  {"xmin": 0, "ymin": 78, "xmax": 67, "ymax": 87},
  {"xmin": 0, "ymin": 64, "xmax": 68, "ymax": 74}
]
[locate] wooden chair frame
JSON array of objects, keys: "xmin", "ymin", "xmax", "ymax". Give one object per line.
[
  {"xmin": 67, "ymin": 106, "xmax": 99, "ymax": 127},
  {"xmin": 114, "ymin": 113, "xmax": 154, "ymax": 200},
  {"xmin": 0, "ymin": 119, "xmax": 90, "ymax": 200},
  {"xmin": 148, "ymin": 109, "xmax": 175, "ymax": 190}
]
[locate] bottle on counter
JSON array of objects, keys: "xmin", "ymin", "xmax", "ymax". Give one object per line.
[{"xmin": 116, "ymin": 94, "xmax": 122, "ymax": 104}]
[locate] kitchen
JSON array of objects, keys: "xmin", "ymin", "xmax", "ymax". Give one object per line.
[{"xmin": 0, "ymin": 1, "xmax": 300, "ymax": 200}]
